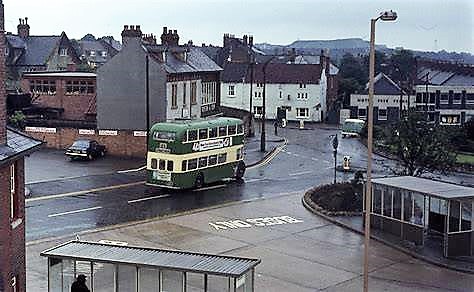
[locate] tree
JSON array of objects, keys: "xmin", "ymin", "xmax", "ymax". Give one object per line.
[
  {"xmin": 389, "ymin": 111, "xmax": 456, "ymax": 176},
  {"xmin": 338, "ymin": 53, "xmax": 366, "ymax": 106},
  {"xmin": 362, "ymin": 50, "xmax": 388, "ymax": 78},
  {"xmin": 389, "ymin": 49, "xmax": 416, "ymax": 84}
]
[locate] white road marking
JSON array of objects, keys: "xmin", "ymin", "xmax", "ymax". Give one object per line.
[
  {"xmin": 48, "ymin": 206, "xmax": 102, "ymax": 218},
  {"xmin": 127, "ymin": 194, "xmax": 170, "ymax": 204},
  {"xmin": 292, "ymin": 153, "xmax": 300, "ymax": 157},
  {"xmin": 117, "ymin": 165, "xmax": 146, "ymax": 173},
  {"xmin": 27, "ymin": 181, "xmax": 145, "ymax": 203},
  {"xmin": 193, "ymin": 184, "xmax": 227, "ymax": 192},
  {"xmin": 245, "ymin": 178, "xmax": 266, "ymax": 183},
  {"xmin": 311, "ymin": 157, "xmax": 319, "ymax": 161},
  {"xmin": 286, "ymin": 151, "xmax": 292, "ymax": 155},
  {"xmin": 289, "ymin": 171, "xmax": 313, "ymax": 176}
]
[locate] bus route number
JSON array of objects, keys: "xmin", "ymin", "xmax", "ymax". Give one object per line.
[{"xmin": 209, "ymin": 215, "xmax": 303, "ymax": 231}]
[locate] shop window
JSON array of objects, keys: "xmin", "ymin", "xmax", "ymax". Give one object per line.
[
  {"xmin": 440, "ymin": 115, "xmax": 460, "ymax": 125},
  {"xmin": 378, "ymin": 109, "xmax": 387, "ymax": 121},
  {"xmin": 440, "ymin": 93, "xmax": 448, "ymax": 104},
  {"xmin": 453, "ymin": 92, "xmax": 462, "ymax": 104},
  {"xmin": 358, "ymin": 108, "xmax": 366, "ymax": 119}
]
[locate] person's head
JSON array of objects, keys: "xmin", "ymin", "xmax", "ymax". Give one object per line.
[{"xmin": 77, "ymin": 274, "xmax": 86, "ymax": 283}]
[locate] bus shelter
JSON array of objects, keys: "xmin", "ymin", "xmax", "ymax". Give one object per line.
[
  {"xmin": 41, "ymin": 240, "xmax": 260, "ymax": 292},
  {"xmin": 366, "ymin": 176, "xmax": 474, "ymax": 258}
]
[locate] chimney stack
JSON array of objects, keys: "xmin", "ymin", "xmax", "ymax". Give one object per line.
[
  {"xmin": 121, "ymin": 24, "xmax": 142, "ymax": 46},
  {"xmin": 160, "ymin": 27, "xmax": 179, "ymax": 46},
  {"xmin": 243, "ymin": 35, "xmax": 248, "ymax": 46},
  {"xmin": 1, "ymin": 0, "xmax": 6, "ymax": 144},
  {"xmin": 248, "ymin": 35, "xmax": 253, "ymax": 48},
  {"xmin": 17, "ymin": 17, "xmax": 30, "ymax": 38}
]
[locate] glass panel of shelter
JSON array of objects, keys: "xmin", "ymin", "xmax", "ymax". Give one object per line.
[{"xmin": 48, "ymin": 259, "xmax": 254, "ymax": 292}]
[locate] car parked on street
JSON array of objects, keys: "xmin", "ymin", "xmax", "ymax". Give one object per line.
[{"xmin": 65, "ymin": 139, "xmax": 106, "ymax": 160}]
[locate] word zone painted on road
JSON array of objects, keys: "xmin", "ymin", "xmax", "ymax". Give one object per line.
[{"xmin": 209, "ymin": 215, "xmax": 303, "ymax": 230}]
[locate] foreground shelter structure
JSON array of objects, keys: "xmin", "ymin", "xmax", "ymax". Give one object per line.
[
  {"xmin": 366, "ymin": 176, "xmax": 474, "ymax": 258},
  {"xmin": 41, "ymin": 240, "xmax": 260, "ymax": 292}
]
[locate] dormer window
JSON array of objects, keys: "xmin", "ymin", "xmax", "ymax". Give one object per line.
[
  {"xmin": 101, "ymin": 51, "xmax": 107, "ymax": 57},
  {"xmin": 90, "ymin": 51, "xmax": 96, "ymax": 57},
  {"xmin": 59, "ymin": 48, "xmax": 68, "ymax": 56}
]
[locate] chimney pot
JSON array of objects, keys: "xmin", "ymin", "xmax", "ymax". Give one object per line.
[
  {"xmin": 130, "ymin": 25, "xmax": 135, "ymax": 30},
  {"xmin": 163, "ymin": 27, "xmax": 167, "ymax": 34},
  {"xmin": 136, "ymin": 25, "xmax": 141, "ymax": 30},
  {"xmin": 173, "ymin": 29, "xmax": 177, "ymax": 35},
  {"xmin": 25, "ymin": 17, "xmax": 28, "ymax": 24},
  {"xmin": 124, "ymin": 25, "xmax": 129, "ymax": 30}
]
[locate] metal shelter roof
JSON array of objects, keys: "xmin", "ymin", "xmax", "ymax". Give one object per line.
[
  {"xmin": 41, "ymin": 241, "xmax": 260, "ymax": 277},
  {"xmin": 372, "ymin": 176, "xmax": 474, "ymax": 200}
]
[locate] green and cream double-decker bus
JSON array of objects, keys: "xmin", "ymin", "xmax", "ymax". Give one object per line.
[{"xmin": 146, "ymin": 117, "xmax": 246, "ymax": 189}]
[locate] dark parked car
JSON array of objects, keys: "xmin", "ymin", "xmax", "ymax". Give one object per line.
[{"xmin": 65, "ymin": 139, "xmax": 106, "ymax": 160}]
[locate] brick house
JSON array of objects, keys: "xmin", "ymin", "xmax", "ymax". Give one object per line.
[
  {"xmin": 20, "ymin": 71, "xmax": 96, "ymax": 121},
  {"xmin": 97, "ymin": 26, "xmax": 222, "ymax": 131},
  {"xmin": 75, "ymin": 35, "xmax": 121, "ymax": 70},
  {"xmin": 0, "ymin": 1, "xmax": 43, "ymax": 291},
  {"xmin": 5, "ymin": 18, "xmax": 81, "ymax": 91}
]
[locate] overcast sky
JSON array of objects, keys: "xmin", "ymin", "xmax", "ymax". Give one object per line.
[{"xmin": 3, "ymin": 0, "xmax": 473, "ymax": 53}]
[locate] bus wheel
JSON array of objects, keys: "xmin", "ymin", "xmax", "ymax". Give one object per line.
[
  {"xmin": 235, "ymin": 162, "xmax": 246, "ymax": 180},
  {"xmin": 195, "ymin": 173, "xmax": 204, "ymax": 189}
]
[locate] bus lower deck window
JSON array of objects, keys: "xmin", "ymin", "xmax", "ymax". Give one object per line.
[
  {"xmin": 167, "ymin": 161, "xmax": 174, "ymax": 171},
  {"xmin": 228, "ymin": 125, "xmax": 237, "ymax": 135},
  {"xmin": 151, "ymin": 158, "xmax": 157, "ymax": 169},
  {"xmin": 199, "ymin": 157, "xmax": 208, "ymax": 168},
  {"xmin": 218, "ymin": 153, "xmax": 227, "ymax": 164},
  {"xmin": 219, "ymin": 126, "xmax": 227, "ymax": 137},
  {"xmin": 182, "ymin": 160, "xmax": 187, "ymax": 171},
  {"xmin": 188, "ymin": 159, "xmax": 198, "ymax": 170},
  {"xmin": 199, "ymin": 128, "xmax": 208, "ymax": 140},
  {"xmin": 159, "ymin": 160, "xmax": 166, "ymax": 170},
  {"xmin": 209, "ymin": 155, "xmax": 217, "ymax": 166},
  {"xmin": 188, "ymin": 130, "xmax": 198, "ymax": 141}
]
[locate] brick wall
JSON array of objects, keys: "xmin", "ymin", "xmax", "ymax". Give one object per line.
[
  {"xmin": 20, "ymin": 77, "xmax": 96, "ymax": 121},
  {"xmin": 26, "ymin": 127, "xmax": 147, "ymax": 158},
  {"xmin": 0, "ymin": 159, "xmax": 26, "ymax": 292},
  {"xmin": 0, "ymin": 0, "xmax": 6, "ymax": 144}
]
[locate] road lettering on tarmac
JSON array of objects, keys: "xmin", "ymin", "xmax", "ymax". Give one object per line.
[{"xmin": 209, "ymin": 215, "xmax": 303, "ymax": 230}]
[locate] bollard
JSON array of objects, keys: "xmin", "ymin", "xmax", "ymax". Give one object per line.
[{"xmin": 299, "ymin": 120, "xmax": 304, "ymax": 129}]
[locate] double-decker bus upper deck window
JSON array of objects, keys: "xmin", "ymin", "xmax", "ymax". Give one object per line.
[
  {"xmin": 182, "ymin": 160, "xmax": 187, "ymax": 171},
  {"xmin": 218, "ymin": 126, "xmax": 227, "ymax": 137},
  {"xmin": 159, "ymin": 159, "xmax": 166, "ymax": 170},
  {"xmin": 151, "ymin": 158, "xmax": 157, "ymax": 169},
  {"xmin": 218, "ymin": 153, "xmax": 227, "ymax": 164},
  {"xmin": 153, "ymin": 131, "xmax": 176, "ymax": 141},
  {"xmin": 199, "ymin": 157, "xmax": 208, "ymax": 168},
  {"xmin": 208, "ymin": 155, "xmax": 217, "ymax": 166},
  {"xmin": 188, "ymin": 130, "xmax": 198, "ymax": 141},
  {"xmin": 188, "ymin": 159, "xmax": 198, "ymax": 170},
  {"xmin": 237, "ymin": 124, "xmax": 244, "ymax": 134},
  {"xmin": 167, "ymin": 160, "xmax": 174, "ymax": 171},
  {"xmin": 209, "ymin": 127, "xmax": 218, "ymax": 138},
  {"xmin": 228, "ymin": 125, "xmax": 237, "ymax": 135},
  {"xmin": 199, "ymin": 128, "xmax": 208, "ymax": 140}
]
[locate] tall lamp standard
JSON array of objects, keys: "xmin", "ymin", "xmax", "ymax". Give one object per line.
[
  {"xmin": 364, "ymin": 10, "xmax": 397, "ymax": 292},
  {"xmin": 261, "ymin": 56, "xmax": 275, "ymax": 152}
]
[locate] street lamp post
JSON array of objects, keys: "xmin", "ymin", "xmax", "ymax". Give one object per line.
[
  {"xmin": 364, "ymin": 10, "xmax": 397, "ymax": 292},
  {"xmin": 261, "ymin": 57, "xmax": 275, "ymax": 152},
  {"xmin": 249, "ymin": 54, "xmax": 255, "ymax": 137}
]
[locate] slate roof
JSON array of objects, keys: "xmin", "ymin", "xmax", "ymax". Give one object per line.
[
  {"xmin": 363, "ymin": 73, "xmax": 403, "ymax": 95},
  {"xmin": 221, "ymin": 62, "xmax": 249, "ymax": 82},
  {"xmin": 0, "ymin": 127, "xmax": 43, "ymax": 166},
  {"xmin": 249, "ymin": 63, "xmax": 322, "ymax": 84},
  {"xmin": 6, "ymin": 34, "xmax": 62, "ymax": 66},
  {"xmin": 146, "ymin": 45, "xmax": 222, "ymax": 74}
]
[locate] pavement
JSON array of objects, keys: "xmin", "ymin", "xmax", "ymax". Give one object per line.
[{"xmin": 27, "ymin": 188, "xmax": 474, "ymax": 291}]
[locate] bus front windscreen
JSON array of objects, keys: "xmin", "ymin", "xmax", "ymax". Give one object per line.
[{"xmin": 153, "ymin": 131, "xmax": 177, "ymax": 141}]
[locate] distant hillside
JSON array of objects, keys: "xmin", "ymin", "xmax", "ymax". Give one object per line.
[{"xmin": 255, "ymin": 38, "xmax": 474, "ymax": 64}]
